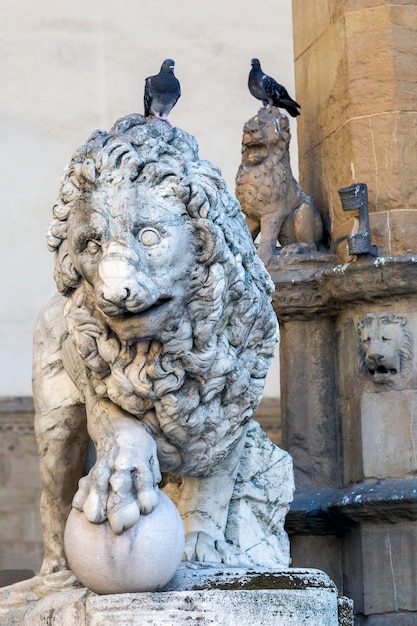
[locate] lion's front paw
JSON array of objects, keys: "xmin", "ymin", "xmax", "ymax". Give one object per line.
[
  {"xmin": 183, "ymin": 531, "xmax": 248, "ymax": 567},
  {"xmin": 72, "ymin": 420, "xmax": 161, "ymax": 534}
]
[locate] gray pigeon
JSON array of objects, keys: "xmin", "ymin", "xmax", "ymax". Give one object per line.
[
  {"xmin": 144, "ymin": 59, "xmax": 181, "ymax": 121},
  {"xmin": 248, "ymin": 58, "xmax": 300, "ymax": 117}
]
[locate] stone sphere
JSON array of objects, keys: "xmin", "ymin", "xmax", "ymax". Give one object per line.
[{"xmin": 63, "ymin": 489, "xmax": 184, "ymax": 594}]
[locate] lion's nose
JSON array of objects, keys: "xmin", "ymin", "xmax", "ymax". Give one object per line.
[
  {"xmin": 97, "ymin": 251, "xmax": 160, "ymax": 314},
  {"xmin": 366, "ymin": 354, "xmax": 383, "ymax": 367},
  {"xmin": 98, "ymin": 257, "xmax": 137, "ymax": 304},
  {"xmin": 103, "ymin": 285, "xmax": 130, "ymax": 305}
]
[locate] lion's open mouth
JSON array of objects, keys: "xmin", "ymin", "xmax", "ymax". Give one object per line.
[
  {"xmin": 246, "ymin": 142, "xmax": 267, "ymax": 152},
  {"xmin": 368, "ymin": 365, "xmax": 398, "ymax": 376},
  {"xmin": 114, "ymin": 297, "xmax": 172, "ymax": 319},
  {"xmin": 103, "ymin": 296, "xmax": 175, "ymax": 340}
]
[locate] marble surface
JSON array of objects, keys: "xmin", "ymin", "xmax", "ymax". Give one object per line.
[
  {"xmin": 64, "ymin": 490, "xmax": 184, "ymax": 594},
  {"xmin": 30, "ymin": 114, "xmax": 293, "ymax": 595},
  {"xmin": 0, "ymin": 567, "xmax": 353, "ymax": 626}
]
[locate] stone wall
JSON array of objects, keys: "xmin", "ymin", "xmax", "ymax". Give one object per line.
[
  {"xmin": 273, "ymin": 254, "xmax": 417, "ymax": 625},
  {"xmin": 0, "ymin": 398, "xmax": 43, "ymax": 578},
  {"xmin": 292, "ymin": 0, "xmax": 417, "ymax": 257}
]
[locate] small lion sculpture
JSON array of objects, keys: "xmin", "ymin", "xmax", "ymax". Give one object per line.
[
  {"xmin": 30, "ymin": 114, "xmax": 293, "ymax": 590},
  {"xmin": 236, "ymin": 107, "xmax": 323, "ymax": 266}
]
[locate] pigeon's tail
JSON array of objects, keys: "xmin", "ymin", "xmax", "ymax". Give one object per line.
[
  {"xmin": 275, "ymin": 98, "xmax": 301, "ymax": 117},
  {"xmin": 283, "ymin": 105, "xmax": 301, "ymax": 118}
]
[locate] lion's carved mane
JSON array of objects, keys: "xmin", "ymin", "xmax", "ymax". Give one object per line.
[{"xmin": 47, "ymin": 114, "xmax": 278, "ymax": 476}]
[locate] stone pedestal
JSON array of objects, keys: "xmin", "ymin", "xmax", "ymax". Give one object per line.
[
  {"xmin": 0, "ymin": 567, "xmax": 353, "ymax": 626},
  {"xmin": 271, "ymin": 254, "xmax": 417, "ymax": 625}
]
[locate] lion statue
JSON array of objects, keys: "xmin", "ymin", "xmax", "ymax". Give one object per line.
[
  {"xmin": 357, "ymin": 312, "xmax": 414, "ymax": 385},
  {"xmin": 29, "ymin": 114, "xmax": 293, "ymax": 591},
  {"xmin": 236, "ymin": 107, "xmax": 323, "ymax": 267}
]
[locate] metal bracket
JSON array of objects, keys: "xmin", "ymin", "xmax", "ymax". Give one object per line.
[{"xmin": 338, "ymin": 183, "xmax": 378, "ymax": 256}]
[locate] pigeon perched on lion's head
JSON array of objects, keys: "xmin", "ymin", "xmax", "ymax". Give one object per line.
[
  {"xmin": 248, "ymin": 58, "xmax": 300, "ymax": 117},
  {"xmin": 144, "ymin": 59, "xmax": 181, "ymax": 122}
]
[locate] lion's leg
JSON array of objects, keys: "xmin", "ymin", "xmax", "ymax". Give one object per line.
[
  {"xmin": 293, "ymin": 201, "xmax": 323, "ymax": 246},
  {"xmin": 36, "ymin": 405, "xmax": 89, "ymax": 575},
  {"xmin": 33, "ymin": 294, "xmax": 89, "ymax": 575},
  {"xmin": 72, "ymin": 397, "xmax": 162, "ymax": 535},
  {"xmin": 245, "ymin": 215, "xmax": 261, "ymax": 241},
  {"xmin": 257, "ymin": 211, "xmax": 285, "ymax": 265},
  {"xmin": 176, "ymin": 425, "xmax": 248, "ymax": 565}
]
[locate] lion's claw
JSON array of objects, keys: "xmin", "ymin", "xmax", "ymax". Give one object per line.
[
  {"xmin": 183, "ymin": 530, "xmax": 247, "ymax": 566},
  {"xmin": 72, "ymin": 417, "xmax": 161, "ymax": 533},
  {"xmin": 107, "ymin": 498, "xmax": 140, "ymax": 534}
]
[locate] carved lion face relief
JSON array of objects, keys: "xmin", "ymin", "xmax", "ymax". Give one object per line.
[{"xmin": 357, "ymin": 313, "xmax": 413, "ymax": 384}]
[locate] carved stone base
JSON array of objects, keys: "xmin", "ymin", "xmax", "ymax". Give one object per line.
[{"xmin": 0, "ymin": 567, "xmax": 353, "ymax": 626}]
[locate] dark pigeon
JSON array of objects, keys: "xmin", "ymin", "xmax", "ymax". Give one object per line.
[
  {"xmin": 248, "ymin": 58, "xmax": 300, "ymax": 117},
  {"xmin": 144, "ymin": 59, "xmax": 181, "ymax": 121}
]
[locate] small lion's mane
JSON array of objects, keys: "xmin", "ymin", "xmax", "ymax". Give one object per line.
[{"xmin": 48, "ymin": 114, "xmax": 278, "ymax": 475}]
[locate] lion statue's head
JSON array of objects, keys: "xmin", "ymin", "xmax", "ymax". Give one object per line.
[
  {"xmin": 47, "ymin": 114, "xmax": 278, "ymax": 476},
  {"xmin": 235, "ymin": 107, "xmax": 321, "ymax": 263},
  {"xmin": 357, "ymin": 312, "xmax": 414, "ymax": 385},
  {"xmin": 238, "ymin": 106, "xmax": 291, "ymax": 168}
]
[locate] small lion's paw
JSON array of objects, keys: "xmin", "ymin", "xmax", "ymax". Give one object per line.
[
  {"xmin": 183, "ymin": 531, "xmax": 249, "ymax": 567},
  {"xmin": 72, "ymin": 420, "xmax": 161, "ymax": 534}
]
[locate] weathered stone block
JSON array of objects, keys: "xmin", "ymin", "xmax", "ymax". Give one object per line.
[
  {"xmin": 290, "ymin": 535, "xmax": 343, "ymax": 590},
  {"xmin": 0, "ymin": 402, "xmax": 43, "ymax": 572},
  {"xmin": 371, "ymin": 209, "xmax": 417, "ymax": 256},
  {"xmin": 280, "ymin": 319, "xmax": 340, "ymax": 490},
  {"xmin": 361, "ymin": 522, "xmax": 417, "ymax": 614},
  {"xmin": 301, "ymin": 112, "xmax": 417, "ymax": 245},
  {"xmin": 293, "ymin": 0, "xmax": 417, "ymax": 252},
  {"xmin": 292, "ymin": 0, "xmax": 336, "ymax": 59},
  {"xmin": 361, "ymin": 390, "xmax": 417, "ymax": 478}
]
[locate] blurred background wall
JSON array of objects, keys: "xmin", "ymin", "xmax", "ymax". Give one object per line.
[
  {"xmin": 0, "ymin": 0, "xmax": 296, "ymax": 399},
  {"xmin": 0, "ymin": 0, "xmax": 295, "ymax": 574}
]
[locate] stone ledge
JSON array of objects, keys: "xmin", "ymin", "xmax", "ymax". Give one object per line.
[
  {"xmin": 0, "ymin": 397, "xmax": 35, "ymax": 434},
  {"xmin": 269, "ymin": 254, "xmax": 417, "ymax": 321},
  {"xmin": 0, "ymin": 397, "xmax": 34, "ymax": 413},
  {"xmin": 0, "ymin": 567, "xmax": 352, "ymax": 626},
  {"xmin": 286, "ymin": 478, "xmax": 417, "ymax": 535},
  {"xmin": 355, "ymin": 614, "xmax": 417, "ymax": 626}
]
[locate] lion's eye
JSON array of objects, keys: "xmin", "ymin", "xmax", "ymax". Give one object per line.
[
  {"xmin": 138, "ymin": 228, "xmax": 161, "ymax": 247},
  {"xmin": 86, "ymin": 240, "xmax": 101, "ymax": 256}
]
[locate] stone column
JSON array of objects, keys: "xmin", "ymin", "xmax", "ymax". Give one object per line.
[
  {"xmin": 292, "ymin": 0, "xmax": 417, "ymax": 257},
  {"xmin": 280, "ymin": 318, "xmax": 340, "ymax": 491},
  {"xmin": 281, "ymin": 3, "xmax": 417, "ymax": 624}
]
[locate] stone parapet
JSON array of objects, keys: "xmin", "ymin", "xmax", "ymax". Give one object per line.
[
  {"xmin": 270, "ymin": 254, "xmax": 417, "ymax": 320},
  {"xmin": 286, "ymin": 478, "xmax": 417, "ymax": 535}
]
